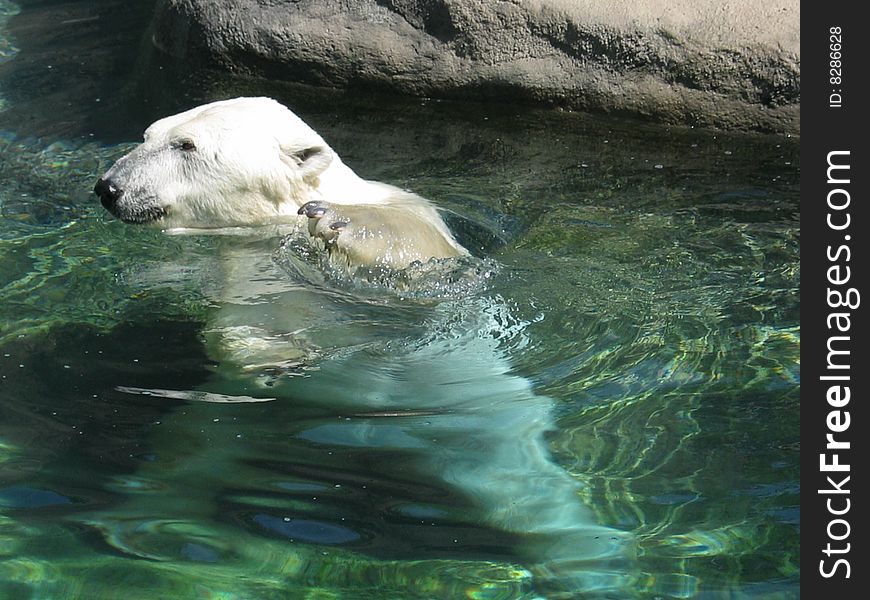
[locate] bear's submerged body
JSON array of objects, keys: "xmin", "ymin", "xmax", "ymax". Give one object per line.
[{"xmin": 94, "ymin": 97, "xmax": 633, "ymax": 595}]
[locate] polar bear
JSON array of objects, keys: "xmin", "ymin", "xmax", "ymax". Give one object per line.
[
  {"xmin": 95, "ymin": 96, "xmax": 467, "ymax": 270},
  {"xmin": 93, "ymin": 98, "xmax": 633, "ymax": 595}
]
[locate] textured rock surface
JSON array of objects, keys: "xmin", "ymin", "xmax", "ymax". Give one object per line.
[{"xmin": 150, "ymin": 0, "xmax": 800, "ymax": 133}]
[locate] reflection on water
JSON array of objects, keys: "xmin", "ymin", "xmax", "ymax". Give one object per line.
[{"xmin": 0, "ymin": 1, "xmax": 798, "ymax": 598}]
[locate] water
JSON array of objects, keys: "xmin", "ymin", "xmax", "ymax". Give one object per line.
[{"xmin": 0, "ymin": 1, "xmax": 799, "ymax": 598}]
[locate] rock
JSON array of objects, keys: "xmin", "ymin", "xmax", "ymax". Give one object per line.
[{"xmin": 149, "ymin": 0, "xmax": 799, "ymax": 133}]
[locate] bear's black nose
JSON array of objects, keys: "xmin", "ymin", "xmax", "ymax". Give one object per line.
[{"xmin": 94, "ymin": 178, "xmax": 123, "ymax": 210}]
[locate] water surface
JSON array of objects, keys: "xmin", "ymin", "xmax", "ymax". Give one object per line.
[{"xmin": 0, "ymin": 2, "xmax": 799, "ymax": 598}]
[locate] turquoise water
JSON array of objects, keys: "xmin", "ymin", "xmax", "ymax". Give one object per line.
[{"xmin": 1, "ymin": 2, "xmax": 799, "ymax": 599}]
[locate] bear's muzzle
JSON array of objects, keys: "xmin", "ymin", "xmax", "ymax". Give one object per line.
[{"xmin": 95, "ymin": 177, "xmax": 166, "ymax": 224}]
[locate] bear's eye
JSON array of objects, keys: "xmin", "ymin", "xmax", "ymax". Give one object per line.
[{"xmin": 175, "ymin": 139, "xmax": 196, "ymax": 152}]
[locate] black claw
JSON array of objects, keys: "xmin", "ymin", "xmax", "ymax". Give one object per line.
[
  {"xmin": 298, "ymin": 201, "xmax": 327, "ymax": 218},
  {"xmin": 329, "ymin": 220, "xmax": 349, "ymax": 231}
]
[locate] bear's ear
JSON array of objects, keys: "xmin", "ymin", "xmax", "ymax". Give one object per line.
[{"xmin": 280, "ymin": 144, "xmax": 333, "ymax": 184}]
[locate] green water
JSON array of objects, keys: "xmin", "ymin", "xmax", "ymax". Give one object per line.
[{"xmin": 0, "ymin": 1, "xmax": 798, "ymax": 598}]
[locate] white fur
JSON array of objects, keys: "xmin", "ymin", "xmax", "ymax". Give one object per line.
[
  {"xmin": 95, "ymin": 98, "xmax": 633, "ymax": 592},
  {"xmin": 99, "ymin": 97, "xmax": 466, "ymax": 267}
]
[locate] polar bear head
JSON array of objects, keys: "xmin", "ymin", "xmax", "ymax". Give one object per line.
[{"xmin": 94, "ymin": 97, "xmax": 336, "ymax": 229}]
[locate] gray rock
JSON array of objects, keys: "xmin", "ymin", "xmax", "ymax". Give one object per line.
[{"xmin": 150, "ymin": 0, "xmax": 799, "ymax": 133}]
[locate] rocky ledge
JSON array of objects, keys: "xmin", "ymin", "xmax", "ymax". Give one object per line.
[{"xmin": 150, "ymin": 0, "xmax": 800, "ymax": 134}]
